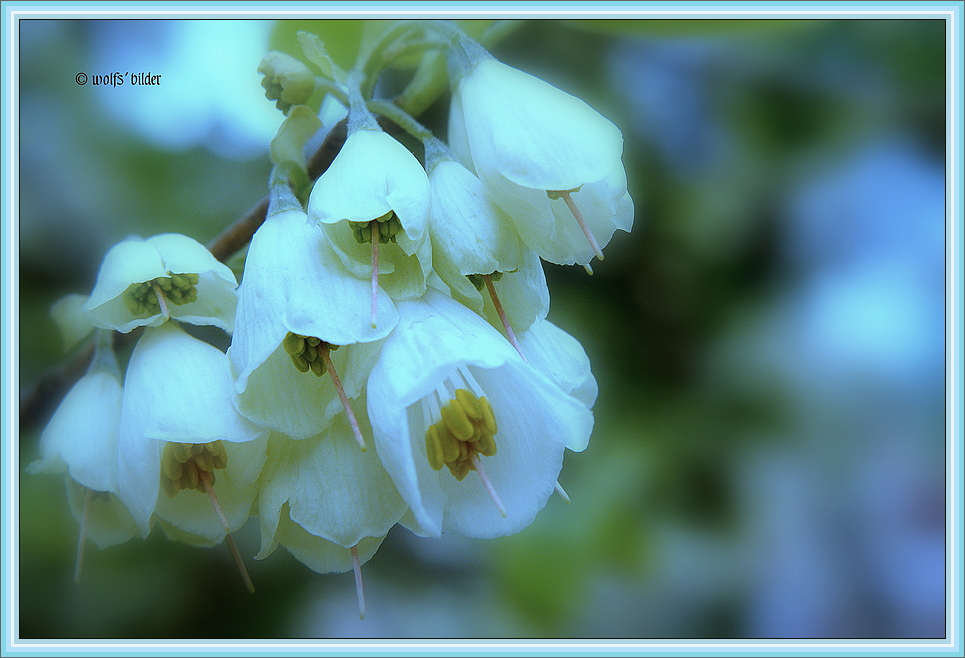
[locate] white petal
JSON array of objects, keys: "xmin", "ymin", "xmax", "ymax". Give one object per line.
[
  {"xmin": 440, "ymin": 363, "xmax": 589, "ymax": 538},
  {"xmin": 31, "ymin": 369, "xmax": 122, "ymax": 493},
  {"xmin": 50, "ymin": 294, "xmax": 95, "ymax": 352},
  {"xmin": 321, "ymin": 219, "xmax": 431, "ymax": 300},
  {"xmin": 146, "ymin": 233, "xmax": 237, "ymax": 286},
  {"xmin": 118, "ymin": 323, "xmax": 265, "ymax": 531},
  {"xmin": 270, "ymin": 504, "xmax": 386, "ymax": 574},
  {"xmin": 235, "ymin": 340, "xmax": 378, "ymax": 440},
  {"xmin": 85, "ymin": 238, "xmax": 168, "ymax": 332},
  {"xmin": 428, "ymin": 159, "xmax": 521, "ymax": 276},
  {"xmin": 308, "ymin": 129, "xmax": 430, "ymax": 243},
  {"xmin": 460, "ymin": 58, "xmax": 624, "ymax": 192},
  {"xmin": 65, "ymin": 479, "xmax": 140, "ymax": 549},
  {"xmin": 518, "ymin": 319, "xmax": 598, "ymax": 450},
  {"xmin": 480, "ymin": 249, "xmax": 549, "ymax": 334},
  {"xmin": 367, "ymin": 289, "xmax": 593, "ymax": 537},
  {"xmin": 153, "ymin": 435, "xmax": 268, "ymax": 544},
  {"xmin": 229, "ymin": 209, "xmax": 397, "ymax": 392},
  {"xmin": 259, "ymin": 409, "xmax": 405, "ymax": 551},
  {"xmin": 540, "ymin": 165, "xmax": 635, "ymax": 266}
]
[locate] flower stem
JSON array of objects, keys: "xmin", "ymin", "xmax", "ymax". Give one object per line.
[
  {"xmin": 201, "ymin": 471, "xmax": 255, "ymax": 594},
  {"xmin": 350, "ymin": 544, "xmax": 366, "ymax": 620},
  {"xmin": 559, "ymin": 190, "xmax": 604, "ymax": 263},
  {"xmin": 366, "ymin": 99, "xmax": 435, "ymax": 143},
  {"xmin": 483, "ymin": 274, "xmax": 527, "ymax": 363},
  {"xmin": 320, "ymin": 346, "xmax": 367, "ymax": 451},
  {"xmin": 74, "ymin": 486, "xmax": 92, "ymax": 584},
  {"xmin": 471, "ymin": 453, "xmax": 507, "ymax": 518},
  {"xmin": 370, "ymin": 221, "xmax": 379, "ymax": 329}
]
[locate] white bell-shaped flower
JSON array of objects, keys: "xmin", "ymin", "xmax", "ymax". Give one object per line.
[
  {"xmin": 117, "ymin": 322, "xmax": 266, "ymax": 536},
  {"xmin": 257, "ymin": 405, "xmax": 406, "ymax": 565},
  {"xmin": 308, "ymin": 128, "xmax": 432, "ymax": 300},
  {"xmin": 229, "ymin": 197, "xmax": 395, "ymax": 441},
  {"xmin": 30, "ymin": 332, "xmax": 140, "ymax": 549},
  {"xmin": 449, "ymin": 56, "xmax": 633, "ymax": 267},
  {"xmin": 367, "ymin": 289, "xmax": 593, "ymax": 538},
  {"xmin": 85, "ymin": 233, "xmax": 238, "ymax": 333},
  {"xmin": 30, "ymin": 337, "xmax": 122, "ymax": 493}
]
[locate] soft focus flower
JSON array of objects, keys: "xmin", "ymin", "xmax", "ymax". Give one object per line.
[
  {"xmin": 30, "ymin": 337, "xmax": 123, "ymax": 493},
  {"xmin": 257, "ymin": 405, "xmax": 407, "ymax": 571},
  {"xmin": 229, "ymin": 199, "xmax": 395, "ymax": 440},
  {"xmin": 427, "ymin": 156, "xmax": 522, "ymax": 279},
  {"xmin": 307, "ymin": 128, "xmax": 432, "ymax": 300},
  {"xmin": 449, "ymin": 56, "xmax": 633, "ymax": 267},
  {"xmin": 517, "ymin": 318, "xmax": 598, "ymax": 451},
  {"xmin": 85, "ymin": 233, "xmax": 238, "ymax": 333},
  {"xmin": 367, "ymin": 289, "xmax": 593, "ymax": 538},
  {"xmin": 117, "ymin": 322, "xmax": 266, "ymax": 536},
  {"xmin": 30, "ymin": 332, "xmax": 140, "ymax": 548}
]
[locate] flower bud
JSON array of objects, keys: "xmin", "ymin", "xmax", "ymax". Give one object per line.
[{"xmin": 258, "ymin": 51, "xmax": 315, "ymax": 113}]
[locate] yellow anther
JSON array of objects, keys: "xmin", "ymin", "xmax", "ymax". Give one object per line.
[
  {"xmin": 455, "ymin": 389, "xmax": 482, "ymax": 420},
  {"xmin": 160, "ymin": 441, "xmax": 229, "ymax": 498},
  {"xmin": 284, "ymin": 332, "xmax": 341, "ymax": 377},
  {"xmin": 426, "ymin": 425, "xmax": 445, "ymax": 471},
  {"xmin": 480, "ymin": 397, "xmax": 497, "ymax": 436},
  {"xmin": 423, "ymin": 389, "xmax": 498, "ymax": 481},
  {"xmin": 441, "ymin": 404, "xmax": 474, "ymax": 442},
  {"xmin": 162, "ymin": 455, "xmax": 182, "ymax": 481}
]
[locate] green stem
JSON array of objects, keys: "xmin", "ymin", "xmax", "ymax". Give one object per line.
[
  {"xmin": 366, "ymin": 99, "xmax": 433, "ymax": 141},
  {"xmin": 313, "ymin": 77, "xmax": 349, "ymax": 106}
]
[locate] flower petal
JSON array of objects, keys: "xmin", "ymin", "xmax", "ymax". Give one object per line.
[
  {"xmin": 118, "ymin": 323, "xmax": 265, "ymax": 532},
  {"xmin": 235, "ymin": 340, "xmax": 378, "ymax": 440},
  {"xmin": 308, "ymin": 129, "xmax": 430, "ymax": 243},
  {"xmin": 30, "ymin": 369, "xmax": 122, "ymax": 493},
  {"xmin": 65, "ymin": 480, "xmax": 140, "ymax": 549},
  {"xmin": 259, "ymin": 407, "xmax": 405, "ymax": 551},
  {"xmin": 458, "ymin": 58, "xmax": 624, "ymax": 192},
  {"xmin": 263, "ymin": 503, "xmax": 385, "ymax": 575},
  {"xmin": 367, "ymin": 289, "xmax": 593, "ymax": 537},
  {"xmin": 428, "ymin": 159, "xmax": 521, "ymax": 277},
  {"xmin": 153, "ymin": 435, "xmax": 268, "ymax": 545}
]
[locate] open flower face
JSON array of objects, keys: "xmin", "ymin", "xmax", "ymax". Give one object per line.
[
  {"xmin": 229, "ymin": 207, "xmax": 395, "ymax": 440},
  {"xmin": 85, "ymin": 233, "xmax": 239, "ymax": 333},
  {"xmin": 117, "ymin": 322, "xmax": 266, "ymax": 536},
  {"xmin": 307, "ymin": 129, "xmax": 432, "ymax": 300},
  {"xmin": 367, "ymin": 289, "xmax": 593, "ymax": 538},
  {"xmin": 450, "ymin": 57, "xmax": 633, "ymax": 267}
]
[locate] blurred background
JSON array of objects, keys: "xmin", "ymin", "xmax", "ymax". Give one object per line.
[{"xmin": 17, "ymin": 18, "xmax": 947, "ymax": 639}]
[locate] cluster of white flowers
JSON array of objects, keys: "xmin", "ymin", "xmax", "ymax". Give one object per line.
[{"xmin": 31, "ymin": 22, "xmax": 632, "ymax": 612}]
